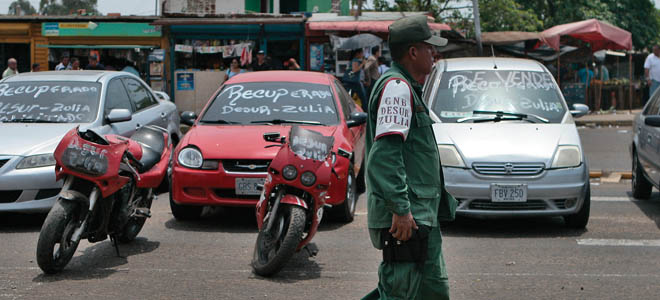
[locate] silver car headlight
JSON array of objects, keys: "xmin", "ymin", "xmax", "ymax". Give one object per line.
[
  {"xmin": 16, "ymin": 154, "xmax": 56, "ymax": 169},
  {"xmin": 178, "ymin": 147, "xmax": 203, "ymax": 168},
  {"xmin": 437, "ymin": 145, "xmax": 466, "ymax": 168},
  {"xmin": 551, "ymin": 145, "xmax": 582, "ymax": 168}
]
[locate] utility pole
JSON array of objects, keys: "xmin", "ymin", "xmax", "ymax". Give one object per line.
[
  {"xmin": 155, "ymin": 0, "xmax": 158, "ymax": 16},
  {"xmin": 472, "ymin": 0, "xmax": 483, "ymax": 56},
  {"xmin": 356, "ymin": 0, "xmax": 363, "ymax": 19}
]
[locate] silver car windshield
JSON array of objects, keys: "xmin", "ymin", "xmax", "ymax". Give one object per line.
[
  {"xmin": 432, "ymin": 70, "xmax": 567, "ymax": 123},
  {"xmin": 0, "ymin": 81, "xmax": 101, "ymax": 123}
]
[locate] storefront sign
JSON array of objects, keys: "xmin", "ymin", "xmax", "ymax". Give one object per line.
[
  {"xmin": 310, "ymin": 44, "xmax": 324, "ymax": 71},
  {"xmin": 174, "ymin": 44, "xmax": 193, "ymax": 53},
  {"xmin": 177, "ymin": 73, "xmax": 194, "ymax": 91},
  {"xmin": 42, "ymin": 22, "xmax": 161, "ymax": 37}
]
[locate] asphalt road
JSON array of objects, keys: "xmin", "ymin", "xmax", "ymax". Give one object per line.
[
  {"xmin": 1, "ymin": 127, "xmax": 659, "ymax": 300},
  {"xmin": 579, "ymin": 126, "xmax": 632, "ymax": 172}
]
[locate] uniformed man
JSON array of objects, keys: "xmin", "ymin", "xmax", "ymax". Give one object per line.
[{"xmin": 362, "ymin": 15, "xmax": 457, "ymax": 300}]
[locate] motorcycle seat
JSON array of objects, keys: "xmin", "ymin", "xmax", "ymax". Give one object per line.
[{"xmin": 130, "ymin": 125, "xmax": 166, "ymax": 173}]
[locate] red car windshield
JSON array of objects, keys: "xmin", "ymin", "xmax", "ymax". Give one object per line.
[{"xmin": 200, "ymin": 82, "xmax": 339, "ymax": 125}]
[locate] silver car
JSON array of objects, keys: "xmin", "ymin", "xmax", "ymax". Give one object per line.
[
  {"xmin": 0, "ymin": 71, "xmax": 181, "ymax": 213},
  {"xmin": 423, "ymin": 57, "xmax": 591, "ymax": 228},
  {"xmin": 631, "ymin": 90, "xmax": 660, "ymax": 199}
]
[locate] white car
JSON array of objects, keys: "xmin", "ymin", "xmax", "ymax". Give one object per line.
[
  {"xmin": 423, "ymin": 57, "xmax": 591, "ymax": 228},
  {"xmin": 0, "ymin": 71, "xmax": 181, "ymax": 213}
]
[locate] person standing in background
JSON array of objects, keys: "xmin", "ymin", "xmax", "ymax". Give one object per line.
[
  {"xmin": 86, "ymin": 55, "xmax": 105, "ymax": 70},
  {"xmin": 2, "ymin": 58, "xmax": 18, "ymax": 78},
  {"xmin": 251, "ymin": 50, "xmax": 272, "ymax": 71},
  {"xmin": 55, "ymin": 53, "xmax": 71, "ymax": 70},
  {"xmin": 71, "ymin": 58, "xmax": 82, "ymax": 70},
  {"xmin": 644, "ymin": 45, "xmax": 660, "ymax": 103},
  {"xmin": 364, "ymin": 46, "xmax": 382, "ymax": 98},
  {"xmin": 31, "ymin": 63, "xmax": 40, "ymax": 72}
]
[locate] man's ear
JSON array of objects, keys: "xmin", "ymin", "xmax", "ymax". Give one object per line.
[{"xmin": 408, "ymin": 45, "xmax": 417, "ymax": 61}]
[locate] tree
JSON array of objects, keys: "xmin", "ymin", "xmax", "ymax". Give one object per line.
[
  {"xmin": 40, "ymin": 0, "xmax": 99, "ymax": 16},
  {"xmin": 479, "ymin": 0, "xmax": 543, "ymax": 32},
  {"xmin": 8, "ymin": 0, "xmax": 37, "ymax": 15}
]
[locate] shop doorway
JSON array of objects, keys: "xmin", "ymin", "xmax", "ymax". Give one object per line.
[
  {"xmin": 0, "ymin": 43, "xmax": 30, "ymax": 73},
  {"xmin": 267, "ymin": 40, "xmax": 300, "ymax": 70}
]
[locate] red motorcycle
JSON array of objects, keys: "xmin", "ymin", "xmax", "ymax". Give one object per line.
[
  {"xmin": 252, "ymin": 126, "xmax": 351, "ymax": 276},
  {"xmin": 36, "ymin": 125, "xmax": 171, "ymax": 274}
]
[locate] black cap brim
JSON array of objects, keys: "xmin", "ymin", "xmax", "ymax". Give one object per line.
[{"xmin": 424, "ymin": 35, "xmax": 448, "ymax": 47}]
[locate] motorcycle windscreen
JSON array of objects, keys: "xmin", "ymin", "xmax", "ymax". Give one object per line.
[{"xmin": 289, "ymin": 126, "xmax": 334, "ymax": 161}]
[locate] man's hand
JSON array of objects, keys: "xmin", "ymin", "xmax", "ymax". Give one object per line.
[{"xmin": 389, "ymin": 212, "xmax": 418, "ymax": 241}]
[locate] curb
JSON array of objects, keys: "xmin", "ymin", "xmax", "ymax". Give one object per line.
[{"xmin": 589, "ymin": 170, "xmax": 632, "ymax": 179}]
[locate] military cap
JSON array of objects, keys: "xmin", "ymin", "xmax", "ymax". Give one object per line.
[{"xmin": 388, "ymin": 15, "xmax": 448, "ymax": 47}]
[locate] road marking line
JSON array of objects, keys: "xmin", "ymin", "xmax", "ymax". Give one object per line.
[
  {"xmin": 577, "ymin": 238, "xmax": 660, "ymax": 247},
  {"xmin": 591, "ymin": 196, "xmax": 637, "ymax": 202},
  {"xmin": 464, "ymin": 272, "xmax": 660, "ymax": 278}
]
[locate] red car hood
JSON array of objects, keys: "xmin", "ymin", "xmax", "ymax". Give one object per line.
[{"xmin": 185, "ymin": 125, "xmax": 338, "ymax": 159}]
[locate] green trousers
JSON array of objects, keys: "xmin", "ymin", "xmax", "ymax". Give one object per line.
[{"xmin": 362, "ymin": 225, "xmax": 450, "ymax": 300}]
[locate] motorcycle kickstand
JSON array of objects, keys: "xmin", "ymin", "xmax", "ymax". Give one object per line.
[
  {"xmin": 303, "ymin": 243, "xmax": 319, "ymax": 258},
  {"xmin": 110, "ymin": 235, "xmax": 124, "ymax": 258}
]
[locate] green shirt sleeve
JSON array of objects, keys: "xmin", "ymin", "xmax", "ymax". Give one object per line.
[{"xmin": 367, "ymin": 134, "xmax": 410, "ymax": 216}]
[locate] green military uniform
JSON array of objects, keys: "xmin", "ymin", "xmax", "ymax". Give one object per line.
[{"xmin": 362, "ymin": 15, "xmax": 457, "ymax": 300}]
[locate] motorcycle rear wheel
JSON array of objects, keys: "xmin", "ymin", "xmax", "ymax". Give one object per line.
[
  {"xmin": 36, "ymin": 199, "xmax": 82, "ymax": 274},
  {"xmin": 252, "ymin": 204, "xmax": 306, "ymax": 277}
]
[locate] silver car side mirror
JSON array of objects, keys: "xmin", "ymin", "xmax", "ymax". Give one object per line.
[
  {"xmin": 570, "ymin": 103, "xmax": 589, "ymax": 118},
  {"xmin": 106, "ymin": 108, "xmax": 132, "ymax": 123}
]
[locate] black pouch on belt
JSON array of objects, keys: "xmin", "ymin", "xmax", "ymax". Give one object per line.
[{"xmin": 380, "ymin": 224, "xmax": 431, "ymax": 268}]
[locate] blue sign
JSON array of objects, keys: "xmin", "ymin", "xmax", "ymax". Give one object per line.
[{"xmin": 177, "ymin": 73, "xmax": 194, "ymax": 91}]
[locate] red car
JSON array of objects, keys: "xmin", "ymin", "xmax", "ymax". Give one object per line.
[{"xmin": 170, "ymin": 71, "xmax": 367, "ymax": 222}]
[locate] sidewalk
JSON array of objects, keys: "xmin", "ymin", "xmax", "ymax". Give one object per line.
[{"xmin": 574, "ymin": 109, "xmax": 640, "ymax": 127}]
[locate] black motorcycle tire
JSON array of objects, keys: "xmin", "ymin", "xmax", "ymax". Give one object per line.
[
  {"xmin": 252, "ymin": 204, "xmax": 306, "ymax": 277},
  {"xmin": 117, "ymin": 189, "xmax": 154, "ymax": 243},
  {"xmin": 334, "ymin": 166, "xmax": 357, "ymax": 223},
  {"xmin": 36, "ymin": 199, "xmax": 82, "ymax": 274}
]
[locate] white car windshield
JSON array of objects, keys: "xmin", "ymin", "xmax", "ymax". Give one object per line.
[
  {"xmin": 0, "ymin": 81, "xmax": 101, "ymax": 123},
  {"xmin": 432, "ymin": 70, "xmax": 567, "ymax": 123}
]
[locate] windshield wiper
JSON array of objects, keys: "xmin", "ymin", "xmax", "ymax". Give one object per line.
[
  {"xmin": 199, "ymin": 119, "xmax": 242, "ymax": 125},
  {"xmin": 457, "ymin": 110, "xmax": 549, "ymax": 123},
  {"xmin": 1, "ymin": 118, "xmax": 62, "ymax": 123},
  {"xmin": 251, "ymin": 119, "xmax": 324, "ymax": 126}
]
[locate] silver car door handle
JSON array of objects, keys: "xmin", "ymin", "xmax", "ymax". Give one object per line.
[{"xmin": 648, "ymin": 134, "xmax": 652, "ymax": 143}]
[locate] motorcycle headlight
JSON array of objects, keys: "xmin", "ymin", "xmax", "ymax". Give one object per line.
[
  {"xmin": 178, "ymin": 147, "xmax": 203, "ymax": 169},
  {"xmin": 437, "ymin": 145, "xmax": 466, "ymax": 168},
  {"xmin": 551, "ymin": 145, "xmax": 582, "ymax": 168},
  {"xmin": 282, "ymin": 165, "xmax": 297, "ymax": 180},
  {"xmin": 16, "ymin": 154, "xmax": 56, "ymax": 169},
  {"xmin": 300, "ymin": 171, "xmax": 316, "ymax": 186}
]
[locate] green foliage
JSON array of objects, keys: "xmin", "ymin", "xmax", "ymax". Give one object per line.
[
  {"xmin": 39, "ymin": 0, "xmax": 99, "ymax": 16},
  {"xmin": 8, "ymin": 0, "xmax": 37, "ymax": 15},
  {"xmin": 479, "ymin": 0, "xmax": 543, "ymax": 32}
]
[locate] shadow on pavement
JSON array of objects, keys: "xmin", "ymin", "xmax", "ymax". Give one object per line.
[
  {"xmin": 164, "ymin": 207, "xmax": 258, "ymax": 233},
  {"xmin": 32, "ymin": 237, "xmax": 160, "ymax": 282},
  {"xmin": 0, "ymin": 213, "xmax": 47, "ymax": 233},
  {"xmin": 442, "ymin": 216, "xmax": 588, "ymax": 238},
  {"xmin": 250, "ymin": 247, "xmax": 322, "ymax": 283},
  {"xmin": 630, "ymin": 191, "xmax": 660, "ymax": 230}
]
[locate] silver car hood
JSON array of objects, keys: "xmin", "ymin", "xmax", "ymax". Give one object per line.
[
  {"xmin": 0, "ymin": 123, "xmax": 88, "ymax": 156},
  {"xmin": 433, "ymin": 123, "xmax": 582, "ymax": 166}
]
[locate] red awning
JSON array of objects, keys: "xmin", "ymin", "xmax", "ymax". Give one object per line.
[
  {"xmin": 540, "ymin": 19, "xmax": 632, "ymax": 51},
  {"xmin": 308, "ymin": 20, "xmax": 451, "ymax": 33}
]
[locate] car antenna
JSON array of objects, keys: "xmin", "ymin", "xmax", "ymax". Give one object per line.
[{"xmin": 491, "ymin": 45, "xmax": 498, "ymax": 69}]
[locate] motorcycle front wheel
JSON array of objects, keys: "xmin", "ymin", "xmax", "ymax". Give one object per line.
[
  {"xmin": 117, "ymin": 188, "xmax": 154, "ymax": 243},
  {"xmin": 252, "ymin": 204, "xmax": 306, "ymax": 277},
  {"xmin": 36, "ymin": 199, "xmax": 82, "ymax": 274}
]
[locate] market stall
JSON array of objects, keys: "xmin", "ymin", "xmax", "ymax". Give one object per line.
[
  {"xmin": 153, "ymin": 15, "xmax": 306, "ymax": 110},
  {"xmin": 540, "ymin": 19, "xmax": 636, "ymax": 110}
]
